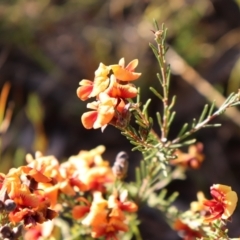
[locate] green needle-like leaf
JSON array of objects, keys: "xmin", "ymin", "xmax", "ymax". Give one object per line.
[
  {"xmin": 169, "ymin": 95, "xmax": 176, "ymax": 110},
  {"xmin": 177, "ymin": 123, "xmax": 189, "ymax": 137},
  {"xmin": 143, "ymin": 99, "xmax": 151, "ymax": 117},
  {"xmin": 198, "ymin": 104, "xmax": 209, "ymax": 124},
  {"xmin": 149, "ymin": 87, "xmax": 163, "ymax": 101},
  {"xmin": 156, "ymin": 112, "xmax": 163, "ymax": 128},
  {"xmin": 208, "ymin": 101, "xmax": 215, "ymax": 117},
  {"xmin": 167, "ymin": 111, "xmax": 176, "ymax": 128}
]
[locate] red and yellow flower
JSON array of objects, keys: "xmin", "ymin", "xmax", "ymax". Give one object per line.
[{"xmin": 203, "ymin": 184, "xmax": 238, "ymax": 222}]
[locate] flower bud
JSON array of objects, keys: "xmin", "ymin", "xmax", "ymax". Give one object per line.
[
  {"xmin": 112, "ymin": 151, "xmax": 129, "ymax": 179},
  {"xmin": 4, "ymin": 199, "xmax": 16, "ymax": 212},
  {"xmin": 0, "ymin": 225, "xmax": 12, "ymax": 239}
]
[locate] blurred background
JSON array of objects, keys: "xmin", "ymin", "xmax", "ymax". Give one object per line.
[{"xmin": 1, "ymin": 0, "xmax": 240, "ymax": 239}]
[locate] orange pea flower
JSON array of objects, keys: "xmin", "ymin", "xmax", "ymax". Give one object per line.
[
  {"xmin": 108, "ymin": 190, "xmax": 138, "ymax": 213},
  {"xmin": 66, "ymin": 145, "xmax": 107, "ymax": 169},
  {"xmin": 77, "ymin": 58, "xmax": 141, "ymax": 102},
  {"xmin": 203, "ymin": 184, "xmax": 238, "ymax": 222},
  {"xmin": 110, "ymin": 58, "xmax": 141, "ymax": 81},
  {"xmin": 170, "ymin": 142, "xmax": 204, "ymax": 169},
  {"xmin": 63, "ymin": 146, "xmax": 114, "ymax": 192},
  {"xmin": 81, "ymin": 92, "xmax": 125, "ymax": 129},
  {"xmin": 173, "ymin": 219, "xmax": 202, "ymax": 240},
  {"xmin": 90, "ymin": 63, "xmax": 111, "ymax": 97},
  {"xmin": 105, "ymin": 75, "xmax": 138, "ymax": 99},
  {"xmin": 82, "ymin": 191, "xmax": 138, "ymax": 239},
  {"xmin": 26, "ymin": 153, "xmax": 88, "ymax": 208},
  {"xmin": 77, "ymin": 63, "xmax": 110, "ymax": 101},
  {"xmin": 26, "ymin": 152, "xmax": 64, "ymax": 184},
  {"xmin": 1, "ymin": 166, "xmax": 51, "ymax": 199},
  {"xmin": 82, "ymin": 166, "xmax": 114, "ymax": 192},
  {"xmin": 26, "ymin": 154, "xmax": 65, "ymax": 208},
  {"xmin": 24, "ymin": 221, "xmax": 57, "ymax": 240},
  {"xmin": 72, "ymin": 197, "xmax": 91, "ymax": 220},
  {"xmin": 9, "ymin": 196, "xmax": 57, "ymax": 228}
]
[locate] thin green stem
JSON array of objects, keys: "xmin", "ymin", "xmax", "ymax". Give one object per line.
[
  {"xmin": 154, "ymin": 29, "xmax": 171, "ymax": 142},
  {"xmin": 172, "ymin": 94, "xmax": 240, "ymax": 144}
]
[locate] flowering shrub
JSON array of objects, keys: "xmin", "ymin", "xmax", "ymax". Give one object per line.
[{"xmin": 1, "ymin": 22, "xmax": 240, "ymax": 240}]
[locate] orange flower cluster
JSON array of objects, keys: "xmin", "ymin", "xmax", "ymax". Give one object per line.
[
  {"xmin": 77, "ymin": 58, "xmax": 141, "ymax": 129},
  {"xmin": 0, "ymin": 146, "xmax": 117, "ymax": 236},
  {"xmin": 0, "ymin": 166, "xmax": 57, "ymax": 228},
  {"xmin": 73, "ymin": 190, "xmax": 138, "ymax": 240}
]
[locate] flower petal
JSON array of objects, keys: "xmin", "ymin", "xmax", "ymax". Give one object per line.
[
  {"xmin": 106, "ymin": 75, "xmax": 137, "ymax": 98},
  {"xmin": 118, "ymin": 58, "xmax": 125, "ymax": 67},
  {"xmin": 77, "ymin": 80, "xmax": 93, "ymax": 101},
  {"xmin": 81, "ymin": 111, "xmax": 98, "ymax": 129},
  {"xmin": 90, "ymin": 63, "xmax": 110, "ymax": 97},
  {"xmin": 110, "ymin": 59, "xmax": 141, "ymax": 81},
  {"xmin": 125, "ymin": 59, "xmax": 139, "ymax": 71},
  {"xmin": 111, "ymin": 65, "xmax": 141, "ymax": 81},
  {"xmin": 90, "ymin": 76, "xmax": 110, "ymax": 97},
  {"xmin": 222, "ymin": 191, "xmax": 238, "ymax": 219},
  {"xmin": 72, "ymin": 205, "xmax": 90, "ymax": 220}
]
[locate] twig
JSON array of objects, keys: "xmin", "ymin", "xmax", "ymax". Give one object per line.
[{"xmin": 166, "ymin": 47, "xmax": 240, "ymax": 128}]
